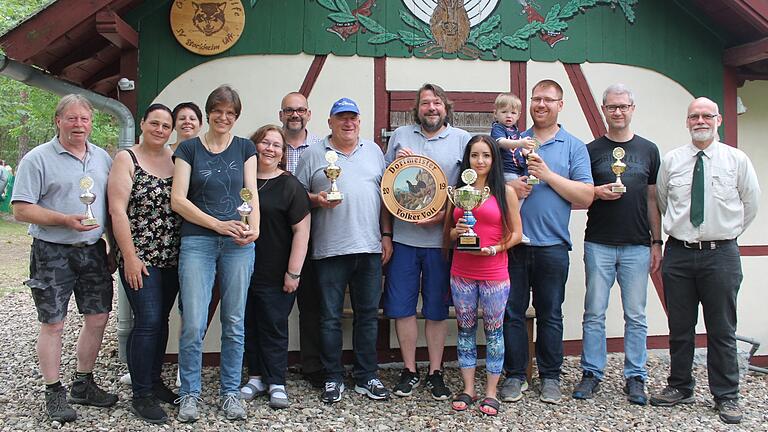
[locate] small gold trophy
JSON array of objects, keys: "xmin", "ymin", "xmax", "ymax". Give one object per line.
[
  {"xmin": 526, "ymin": 138, "xmax": 541, "ymax": 185},
  {"xmin": 79, "ymin": 176, "xmax": 98, "ymax": 226},
  {"xmin": 447, "ymin": 169, "xmax": 490, "ymax": 251},
  {"xmin": 611, "ymin": 147, "xmax": 627, "ymax": 193},
  {"xmin": 237, "ymin": 188, "xmax": 253, "ymax": 230},
  {"xmin": 324, "ymin": 150, "xmax": 343, "ymax": 202}
]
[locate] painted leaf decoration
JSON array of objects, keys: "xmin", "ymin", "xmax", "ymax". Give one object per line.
[
  {"xmin": 399, "ymin": 10, "xmax": 423, "ymax": 30},
  {"xmin": 397, "ymin": 30, "xmax": 429, "ymax": 46},
  {"xmin": 317, "ymin": 0, "xmax": 338, "ymax": 12},
  {"xmin": 476, "ymin": 32, "xmax": 501, "ymax": 50},
  {"xmin": 477, "ymin": 14, "xmax": 501, "ymax": 36},
  {"xmin": 544, "ymin": 4, "xmax": 562, "ymax": 25},
  {"xmin": 250, "ymin": 0, "xmax": 259, "ymax": 7},
  {"xmin": 502, "ymin": 35, "xmax": 528, "ymax": 50},
  {"xmin": 422, "ymin": 26, "xmax": 433, "ymax": 40},
  {"xmin": 357, "ymin": 14, "xmax": 385, "ymax": 33},
  {"xmin": 368, "ymin": 33, "xmax": 400, "ymax": 44},
  {"xmin": 335, "ymin": 0, "xmax": 352, "ymax": 15},
  {"xmin": 468, "ymin": 28, "xmax": 479, "ymax": 42},
  {"xmin": 328, "ymin": 12, "xmax": 357, "ymax": 24}
]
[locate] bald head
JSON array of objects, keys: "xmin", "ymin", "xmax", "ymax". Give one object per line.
[
  {"xmin": 280, "ymin": 92, "xmax": 311, "ymax": 133},
  {"xmin": 686, "ymin": 97, "xmax": 721, "ymax": 146}
]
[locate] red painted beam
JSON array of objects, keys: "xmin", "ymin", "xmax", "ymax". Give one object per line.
[
  {"xmin": 389, "ymin": 91, "xmax": 498, "ymax": 112},
  {"xmin": 723, "ymin": 66, "xmax": 739, "ymax": 146},
  {"xmin": 119, "ymin": 49, "xmax": 139, "ymax": 119},
  {"xmin": 510, "ymin": 61, "xmax": 528, "ymax": 131},
  {"xmin": 739, "ymin": 245, "xmax": 768, "ymax": 256},
  {"xmin": 96, "ymin": 9, "xmax": 138, "ymax": 50},
  {"xmin": 732, "ymin": 0, "xmax": 768, "ymax": 33},
  {"xmin": 299, "ymin": 55, "xmax": 327, "ymax": 98},
  {"xmin": 373, "ymin": 57, "xmax": 388, "ymax": 149},
  {"xmin": 723, "ymin": 36, "xmax": 768, "ymax": 67},
  {"xmin": 563, "ymin": 63, "xmax": 606, "ymax": 139}
]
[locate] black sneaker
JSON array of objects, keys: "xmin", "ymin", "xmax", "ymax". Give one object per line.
[
  {"xmin": 623, "ymin": 376, "xmax": 648, "ymax": 405},
  {"xmin": 355, "ymin": 377, "xmax": 390, "ymax": 400},
  {"xmin": 572, "ymin": 371, "xmax": 600, "ymax": 400},
  {"xmin": 392, "ymin": 369, "xmax": 420, "ymax": 397},
  {"xmin": 715, "ymin": 399, "xmax": 742, "ymax": 424},
  {"xmin": 425, "ymin": 370, "xmax": 451, "ymax": 400},
  {"xmin": 45, "ymin": 386, "xmax": 77, "ymax": 423},
  {"xmin": 131, "ymin": 396, "xmax": 168, "ymax": 424},
  {"xmin": 649, "ymin": 385, "xmax": 694, "ymax": 407},
  {"xmin": 153, "ymin": 382, "xmax": 179, "ymax": 405},
  {"xmin": 69, "ymin": 373, "xmax": 118, "ymax": 407},
  {"xmin": 320, "ymin": 381, "xmax": 345, "ymax": 404}
]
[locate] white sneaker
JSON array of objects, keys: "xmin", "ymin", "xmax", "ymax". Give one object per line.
[
  {"xmin": 176, "ymin": 394, "xmax": 201, "ymax": 423},
  {"xmin": 220, "ymin": 394, "xmax": 246, "ymax": 420}
]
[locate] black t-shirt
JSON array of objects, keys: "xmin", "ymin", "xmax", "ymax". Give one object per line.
[
  {"xmin": 585, "ymin": 135, "xmax": 660, "ymax": 246},
  {"xmin": 253, "ymin": 173, "xmax": 311, "ymax": 287}
]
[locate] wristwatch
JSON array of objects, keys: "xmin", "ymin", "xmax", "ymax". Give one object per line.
[
  {"xmin": 651, "ymin": 239, "xmax": 663, "ymax": 246},
  {"xmin": 286, "ymin": 271, "xmax": 301, "ymax": 280}
]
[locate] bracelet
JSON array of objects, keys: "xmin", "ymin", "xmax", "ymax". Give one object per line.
[
  {"xmin": 488, "ymin": 245, "xmax": 497, "ymax": 256},
  {"xmin": 381, "ymin": 232, "xmax": 393, "ymax": 238},
  {"xmin": 651, "ymin": 239, "xmax": 663, "ymax": 246},
  {"xmin": 286, "ymin": 271, "xmax": 301, "ymax": 280}
]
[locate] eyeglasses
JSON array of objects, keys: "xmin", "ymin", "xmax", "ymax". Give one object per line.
[
  {"xmin": 282, "ymin": 107, "xmax": 308, "ymax": 115},
  {"xmin": 687, "ymin": 113, "xmax": 719, "ymax": 121},
  {"xmin": 210, "ymin": 109, "xmax": 237, "ymax": 119},
  {"xmin": 604, "ymin": 104, "xmax": 633, "ymax": 113},
  {"xmin": 530, "ymin": 97, "xmax": 562, "ymax": 105}
]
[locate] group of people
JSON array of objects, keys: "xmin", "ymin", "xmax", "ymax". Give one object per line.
[{"xmin": 10, "ymin": 79, "xmax": 759, "ymax": 425}]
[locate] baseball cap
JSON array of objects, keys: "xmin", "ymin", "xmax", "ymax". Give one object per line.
[{"xmin": 329, "ymin": 97, "xmax": 360, "ymax": 116}]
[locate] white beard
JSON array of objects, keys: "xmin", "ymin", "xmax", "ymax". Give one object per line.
[{"xmin": 690, "ymin": 128, "xmax": 715, "ymax": 142}]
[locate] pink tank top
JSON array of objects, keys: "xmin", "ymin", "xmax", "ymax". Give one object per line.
[{"xmin": 451, "ymin": 195, "xmax": 509, "ymax": 280}]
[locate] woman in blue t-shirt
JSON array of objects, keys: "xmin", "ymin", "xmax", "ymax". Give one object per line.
[{"xmin": 171, "ymin": 85, "xmax": 259, "ymax": 422}]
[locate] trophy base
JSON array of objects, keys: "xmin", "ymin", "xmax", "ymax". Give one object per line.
[
  {"xmin": 527, "ymin": 177, "xmax": 540, "ymax": 185},
  {"xmin": 611, "ymin": 185, "xmax": 626, "ymax": 193},
  {"xmin": 327, "ymin": 191, "xmax": 343, "ymax": 202},
  {"xmin": 81, "ymin": 218, "xmax": 98, "ymax": 226},
  {"xmin": 456, "ymin": 235, "xmax": 481, "ymax": 251}
]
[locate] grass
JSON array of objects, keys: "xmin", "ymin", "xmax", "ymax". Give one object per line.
[{"xmin": 0, "ymin": 215, "xmax": 31, "ymax": 297}]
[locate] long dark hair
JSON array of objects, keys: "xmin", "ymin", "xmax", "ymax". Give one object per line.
[{"xmin": 443, "ymin": 134, "xmax": 513, "ymax": 250}]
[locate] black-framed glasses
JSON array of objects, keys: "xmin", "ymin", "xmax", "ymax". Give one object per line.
[
  {"xmin": 604, "ymin": 104, "xmax": 634, "ymax": 113},
  {"xmin": 687, "ymin": 113, "xmax": 718, "ymax": 121},
  {"xmin": 282, "ymin": 107, "xmax": 308, "ymax": 115}
]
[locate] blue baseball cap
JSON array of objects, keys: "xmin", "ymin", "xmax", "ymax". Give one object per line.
[{"xmin": 329, "ymin": 97, "xmax": 360, "ymax": 116}]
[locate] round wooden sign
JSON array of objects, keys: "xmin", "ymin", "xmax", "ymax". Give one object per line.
[
  {"xmin": 170, "ymin": 0, "xmax": 246, "ymax": 56},
  {"xmin": 382, "ymin": 155, "xmax": 448, "ymax": 222}
]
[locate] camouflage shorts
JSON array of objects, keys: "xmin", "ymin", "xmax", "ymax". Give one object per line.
[{"xmin": 26, "ymin": 238, "xmax": 114, "ymax": 324}]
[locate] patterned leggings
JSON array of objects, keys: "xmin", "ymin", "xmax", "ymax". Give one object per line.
[{"xmin": 450, "ymin": 275, "xmax": 510, "ymax": 375}]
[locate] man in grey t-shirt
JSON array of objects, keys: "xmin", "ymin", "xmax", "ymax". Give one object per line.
[{"xmin": 12, "ymin": 94, "xmax": 117, "ymax": 423}]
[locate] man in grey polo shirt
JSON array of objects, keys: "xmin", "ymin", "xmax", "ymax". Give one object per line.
[
  {"xmin": 12, "ymin": 94, "xmax": 117, "ymax": 423},
  {"xmin": 383, "ymin": 83, "xmax": 470, "ymax": 400},
  {"xmin": 295, "ymin": 97, "xmax": 392, "ymax": 404}
]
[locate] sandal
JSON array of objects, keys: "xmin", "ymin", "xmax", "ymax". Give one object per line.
[
  {"xmin": 268, "ymin": 387, "xmax": 290, "ymax": 409},
  {"xmin": 451, "ymin": 392, "xmax": 475, "ymax": 411},
  {"xmin": 478, "ymin": 397, "xmax": 500, "ymax": 416},
  {"xmin": 239, "ymin": 382, "xmax": 267, "ymax": 401}
]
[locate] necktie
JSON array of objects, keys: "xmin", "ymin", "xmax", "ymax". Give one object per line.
[{"xmin": 690, "ymin": 151, "xmax": 705, "ymax": 227}]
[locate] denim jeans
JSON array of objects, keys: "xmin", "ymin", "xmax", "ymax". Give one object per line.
[
  {"xmin": 504, "ymin": 244, "xmax": 569, "ymax": 380},
  {"xmin": 314, "ymin": 253, "xmax": 382, "ymax": 384},
  {"xmin": 244, "ymin": 281, "xmax": 296, "ymax": 385},
  {"xmin": 119, "ymin": 266, "xmax": 179, "ymax": 398},
  {"xmin": 177, "ymin": 235, "xmax": 254, "ymax": 397},
  {"xmin": 581, "ymin": 242, "xmax": 649, "ymax": 380}
]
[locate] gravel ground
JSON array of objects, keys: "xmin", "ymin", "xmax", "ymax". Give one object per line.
[{"xmin": 0, "ymin": 291, "xmax": 766, "ymax": 432}]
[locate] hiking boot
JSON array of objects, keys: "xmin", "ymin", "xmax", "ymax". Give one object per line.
[
  {"xmin": 152, "ymin": 382, "xmax": 179, "ymax": 405},
  {"xmin": 425, "ymin": 370, "xmax": 451, "ymax": 400},
  {"xmin": 539, "ymin": 378, "xmax": 562, "ymax": 404},
  {"xmin": 715, "ymin": 399, "xmax": 742, "ymax": 424},
  {"xmin": 572, "ymin": 372, "xmax": 600, "ymax": 400},
  {"xmin": 69, "ymin": 373, "xmax": 118, "ymax": 407},
  {"xmin": 649, "ymin": 386, "xmax": 694, "ymax": 407},
  {"xmin": 499, "ymin": 377, "xmax": 528, "ymax": 402},
  {"xmin": 392, "ymin": 369, "xmax": 420, "ymax": 397},
  {"xmin": 321, "ymin": 381, "xmax": 345, "ymax": 404},
  {"xmin": 220, "ymin": 394, "xmax": 246, "ymax": 420},
  {"xmin": 45, "ymin": 386, "xmax": 77, "ymax": 423},
  {"xmin": 355, "ymin": 377, "xmax": 390, "ymax": 400},
  {"xmin": 131, "ymin": 396, "xmax": 168, "ymax": 424},
  {"xmin": 623, "ymin": 376, "xmax": 648, "ymax": 405},
  {"xmin": 176, "ymin": 394, "xmax": 201, "ymax": 423}
]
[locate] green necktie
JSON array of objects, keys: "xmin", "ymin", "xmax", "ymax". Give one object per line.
[{"xmin": 690, "ymin": 151, "xmax": 705, "ymax": 227}]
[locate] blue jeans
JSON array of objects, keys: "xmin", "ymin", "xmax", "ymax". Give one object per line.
[
  {"xmin": 504, "ymin": 244, "xmax": 569, "ymax": 380},
  {"xmin": 581, "ymin": 242, "xmax": 649, "ymax": 380},
  {"xmin": 120, "ymin": 266, "xmax": 179, "ymax": 398},
  {"xmin": 177, "ymin": 235, "xmax": 254, "ymax": 397},
  {"xmin": 315, "ymin": 253, "xmax": 382, "ymax": 384}
]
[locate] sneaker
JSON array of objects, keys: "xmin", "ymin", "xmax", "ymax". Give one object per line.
[
  {"xmin": 355, "ymin": 377, "xmax": 390, "ymax": 400},
  {"xmin": 392, "ymin": 369, "xmax": 420, "ymax": 397},
  {"xmin": 425, "ymin": 370, "xmax": 451, "ymax": 400},
  {"xmin": 572, "ymin": 372, "xmax": 600, "ymax": 400},
  {"xmin": 321, "ymin": 381, "xmax": 345, "ymax": 404},
  {"xmin": 499, "ymin": 377, "xmax": 528, "ymax": 402},
  {"xmin": 45, "ymin": 386, "xmax": 77, "ymax": 423},
  {"xmin": 176, "ymin": 394, "xmax": 201, "ymax": 423},
  {"xmin": 649, "ymin": 386, "xmax": 694, "ymax": 407},
  {"xmin": 153, "ymin": 382, "xmax": 179, "ymax": 405},
  {"xmin": 623, "ymin": 376, "xmax": 648, "ymax": 405},
  {"xmin": 221, "ymin": 394, "xmax": 247, "ymax": 420},
  {"xmin": 69, "ymin": 373, "xmax": 118, "ymax": 407},
  {"xmin": 539, "ymin": 378, "xmax": 562, "ymax": 404},
  {"xmin": 131, "ymin": 396, "xmax": 168, "ymax": 424},
  {"xmin": 715, "ymin": 399, "xmax": 742, "ymax": 424}
]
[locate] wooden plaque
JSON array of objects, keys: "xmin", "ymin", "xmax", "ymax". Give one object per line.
[
  {"xmin": 382, "ymin": 155, "xmax": 448, "ymax": 222},
  {"xmin": 170, "ymin": 0, "xmax": 245, "ymax": 56}
]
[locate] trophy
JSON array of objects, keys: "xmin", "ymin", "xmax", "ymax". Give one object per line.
[
  {"xmin": 79, "ymin": 176, "xmax": 98, "ymax": 226},
  {"xmin": 611, "ymin": 147, "xmax": 627, "ymax": 193},
  {"xmin": 526, "ymin": 138, "xmax": 541, "ymax": 185},
  {"xmin": 237, "ymin": 188, "xmax": 253, "ymax": 230},
  {"xmin": 447, "ymin": 169, "xmax": 490, "ymax": 251},
  {"xmin": 324, "ymin": 150, "xmax": 343, "ymax": 202}
]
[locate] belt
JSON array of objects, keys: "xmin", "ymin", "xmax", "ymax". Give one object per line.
[
  {"xmin": 37, "ymin": 239, "xmax": 92, "ymax": 248},
  {"xmin": 668, "ymin": 237, "xmax": 735, "ymax": 250}
]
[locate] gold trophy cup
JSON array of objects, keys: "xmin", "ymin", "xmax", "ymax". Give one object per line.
[
  {"xmin": 237, "ymin": 188, "xmax": 253, "ymax": 230},
  {"xmin": 611, "ymin": 147, "xmax": 627, "ymax": 193},
  {"xmin": 447, "ymin": 169, "xmax": 490, "ymax": 251},
  {"xmin": 79, "ymin": 176, "xmax": 98, "ymax": 226},
  {"xmin": 324, "ymin": 150, "xmax": 343, "ymax": 202},
  {"xmin": 526, "ymin": 138, "xmax": 541, "ymax": 185}
]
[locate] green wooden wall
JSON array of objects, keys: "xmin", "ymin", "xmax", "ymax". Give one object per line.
[{"xmin": 125, "ymin": 0, "xmax": 725, "ymax": 117}]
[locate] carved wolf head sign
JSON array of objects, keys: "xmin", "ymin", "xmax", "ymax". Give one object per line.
[{"xmin": 192, "ymin": 2, "xmax": 227, "ymax": 36}]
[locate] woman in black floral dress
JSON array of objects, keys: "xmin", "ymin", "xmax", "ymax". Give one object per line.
[{"xmin": 108, "ymin": 104, "xmax": 181, "ymax": 424}]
